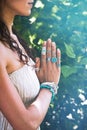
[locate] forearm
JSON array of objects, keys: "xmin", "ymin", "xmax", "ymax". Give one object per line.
[
  {"xmin": 27, "ymin": 89, "xmax": 52, "ymax": 129},
  {"xmin": 0, "ymin": 68, "xmax": 52, "ymax": 130}
]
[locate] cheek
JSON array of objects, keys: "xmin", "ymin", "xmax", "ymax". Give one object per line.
[
  {"xmin": 6, "ymin": 0, "xmax": 22, "ymax": 10},
  {"xmin": 6, "ymin": 0, "xmax": 31, "ymax": 16}
]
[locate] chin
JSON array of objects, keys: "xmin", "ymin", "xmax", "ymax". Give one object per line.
[
  {"xmin": 27, "ymin": 10, "xmax": 32, "ymax": 16},
  {"xmin": 18, "ymin": 10, "xmax": 31, "ymax": 16}
]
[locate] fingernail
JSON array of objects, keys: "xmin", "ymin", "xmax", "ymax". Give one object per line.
[
  {"xmin": 52, "ymin": 42, "xmax": 56, "ymax": 46},
  {"xmin": 48, "ymin": 38, "xmax": 51, "ymax": 42},
  {"xmin": 57, "ymin": 48, "xmax": 60, "ymax": 51},
  {"xmin": 57, "ymin": 48, "xmax": 61, "ymax": 55}
]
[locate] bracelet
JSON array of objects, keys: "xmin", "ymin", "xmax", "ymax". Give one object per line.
[
  {"xmin": 41, "ymin": 82, "xmax": 59, "ymax": 94},
  {"xmin": 40, "ymin": 82, "xmax": 59, "ymax": 102}
]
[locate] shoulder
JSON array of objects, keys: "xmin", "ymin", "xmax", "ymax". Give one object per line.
[
  {"xmin": 0, "ymin": 41, "xmax": 7, "ymax": 53},
  {"xmin": 0, "ymin": 41, "xmax": 8, "ymax": 68}
]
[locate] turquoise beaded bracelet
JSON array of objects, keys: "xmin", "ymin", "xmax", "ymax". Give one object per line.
[{"xmin": 40, "ymin": 84, "xmax": 55, "ymax": 102}]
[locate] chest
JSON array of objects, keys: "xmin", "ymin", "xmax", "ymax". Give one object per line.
[
  {"xmin": 9, "ymin": 62, "xmax": 40, "ymax": 106},
  {"xmin": 6, "ymin": 46, "xmax": 26, "ymax": 74}
]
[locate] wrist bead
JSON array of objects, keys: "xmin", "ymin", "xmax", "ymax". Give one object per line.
[{"xmin": 40, "ymin": 82, "xmax": 59, "ymax": 102}]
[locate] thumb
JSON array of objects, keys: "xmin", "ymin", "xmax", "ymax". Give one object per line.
[{"xmin": 35, "ymin": 57, "xmax": 40, "ymax": 69}]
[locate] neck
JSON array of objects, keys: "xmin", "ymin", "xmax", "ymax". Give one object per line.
[{"xmin": 2, "ymin": 6, "xmax": 15, "ymax": 35}]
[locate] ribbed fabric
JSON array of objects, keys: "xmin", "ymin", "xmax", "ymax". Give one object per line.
[{"xmin": 0, "ymin": 58, "xmax": 40, "ymax": 130}]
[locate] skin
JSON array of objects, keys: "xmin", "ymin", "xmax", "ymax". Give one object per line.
[{"xmin": 0, "ymin": 0, "xmax": 61, "ymax": 130}]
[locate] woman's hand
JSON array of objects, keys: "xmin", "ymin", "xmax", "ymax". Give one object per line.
[{"xmin": 35, "ymin": 39, "xmax": 61, "ymax": 84}]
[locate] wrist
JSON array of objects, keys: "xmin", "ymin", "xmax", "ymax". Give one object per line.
[
  {"xmin": 41, "ymin": 82, "xmax": 59, "ymax": 94},
  {"xmin": 40, "ymin": 88, "xmax": 52, "ymax": 97},
  {"xmin": 40, "ymin": 82, "xmax": 59, "ymax": 102}
]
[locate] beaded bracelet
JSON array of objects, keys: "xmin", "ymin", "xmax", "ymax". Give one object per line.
[
  {"xmin": 41, "ymin": 82, "xmax": 59, "ymax": 94},
  {"xmin": 40, "ymin": 82, "xmax": 59, "ymax": 102}
]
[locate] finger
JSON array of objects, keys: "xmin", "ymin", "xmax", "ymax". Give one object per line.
[
  {"xmin": 51, "ymin": 42, "xmax": 57, "ymax": 65},
  {"xmin": 41, "ymin": 41, "xmax": 46, "ymax": 68},
  {"xmin": 34, "ymin": 57, "xmax": 40, "ymax": 73},
  {"xmin": 57, "ymin": 48, "xmax": 61, "ymax": 70},
  {"xmin": 35, "ymin": 57, "xmax": 40, "ymax": 71},
  {"xmin": 52, "ymin": 42, "xmax": 56, "ymax": 57},
  {"xmin": 46, "ymin": 39, "xmax": 52, "ymax": 64}
]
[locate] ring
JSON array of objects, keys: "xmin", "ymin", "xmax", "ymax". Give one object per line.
[
  {"xmin": 41, "ymin": 47, "xmax": 46, "ymax": 55},
  {"xmin": 35, "ymin": 67, "xmax": 40, "ymax": 72},
  {"xmin": 47, "ymin": 50, "xmax": 51, "ymax": 54},
  {"xmin": 51, "ymin": 57, "xmax": 57, "ymax": 63},
  {"xmin": 46, "ymin": 57, "xmax": 51, "ymax": 62}
]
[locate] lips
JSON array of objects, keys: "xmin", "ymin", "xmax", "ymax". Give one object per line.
[{"xmin": 28, "ymin": 1, "xmax": 34, "ymax": 4}]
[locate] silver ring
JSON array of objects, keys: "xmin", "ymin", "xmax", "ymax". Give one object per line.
[
  {"xmin": 47, "ymin": 50, "xmax": 51, "ymax": 54},
  {"xmin": 35, "ymin": 67, "xmax": 40, "ymax": 72},
  {"xmin": 47, "ymin": 57, "xmax": 51, "ymax": 62},
  {"xmin": 41, "ymin": 47, "xmax": 46, "ymax": 55},
  {"xmin": 51, "ymin": 57, "xmax": 57, "ymax": 63}
]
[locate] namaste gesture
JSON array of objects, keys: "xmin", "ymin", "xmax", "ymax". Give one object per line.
[{"xmin": 35, "ymin": 39, "xmax": 61, "ymax": 84}]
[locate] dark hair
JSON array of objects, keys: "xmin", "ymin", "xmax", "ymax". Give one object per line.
[{"xmin": 0, "ymin": 0, "xmax": 34, "ymax": 64}]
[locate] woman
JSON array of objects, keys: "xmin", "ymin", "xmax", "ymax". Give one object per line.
[{"xmin": 0, "ymin": 0, "xmax": 61, "ymax": 130}]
